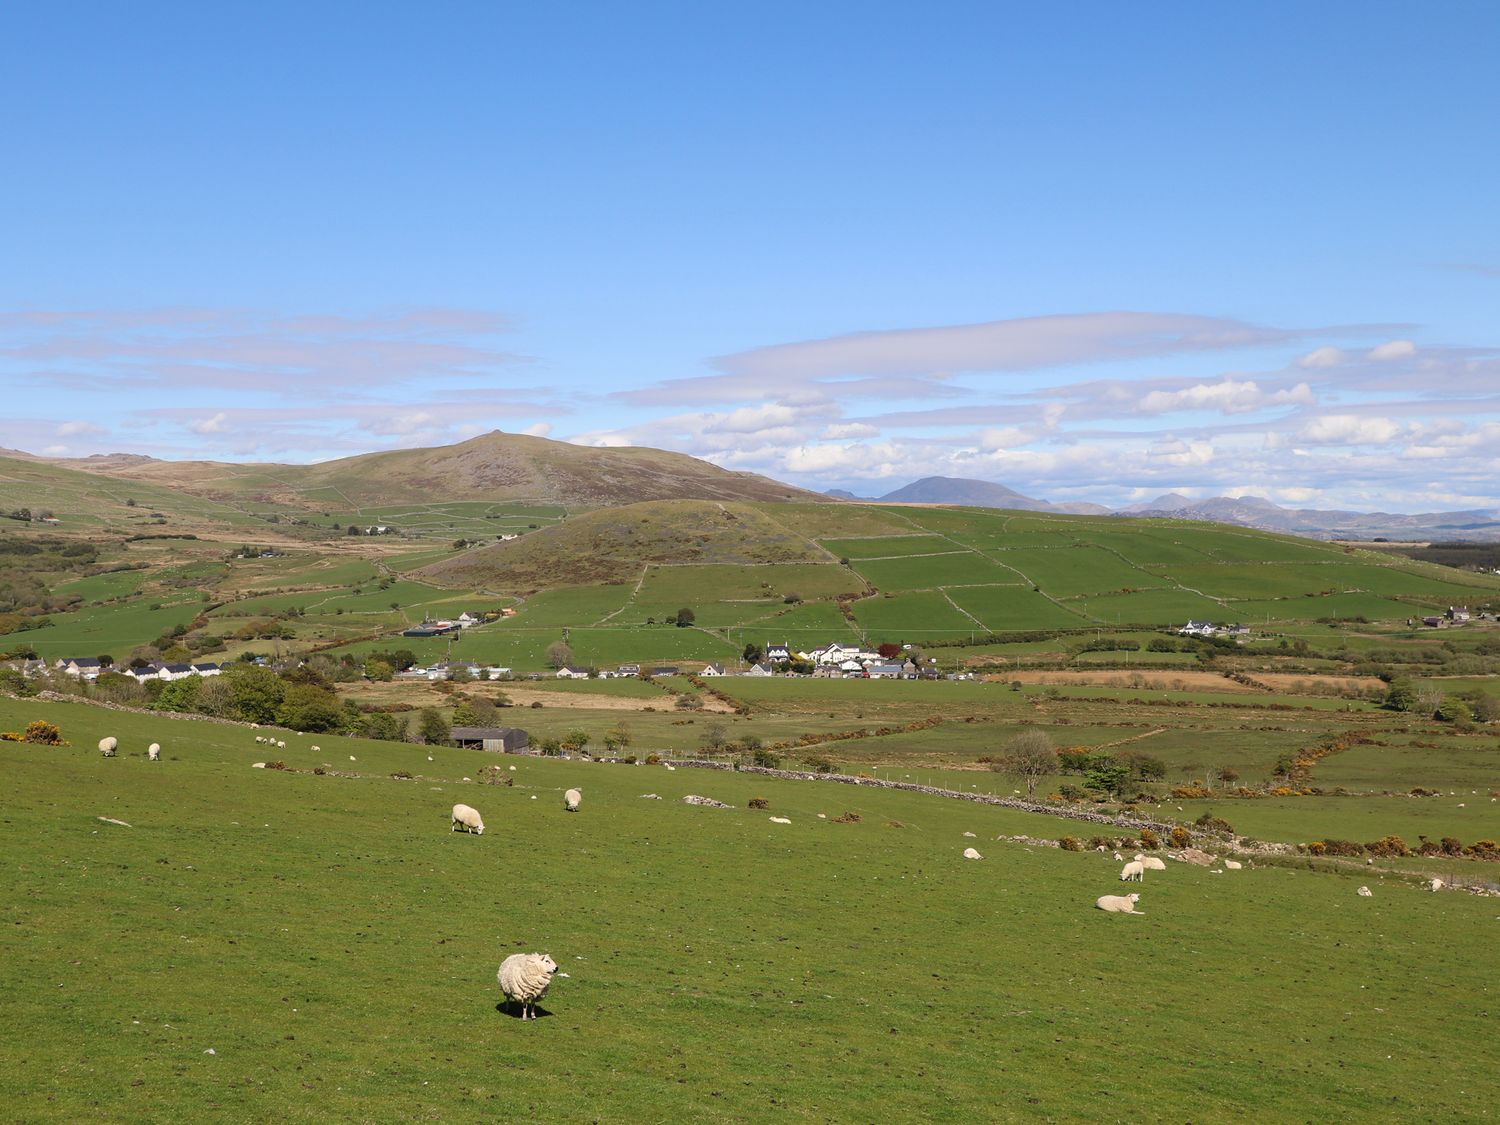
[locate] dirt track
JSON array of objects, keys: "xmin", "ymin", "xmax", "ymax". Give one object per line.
[{"xmin": 338, "ymin": 679, "xmax": 737, "ymax": 713}]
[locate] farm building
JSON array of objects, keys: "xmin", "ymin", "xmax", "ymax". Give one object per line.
[
  {"xmin": 447, "ymin": 726, "xmax": 530, "ymax": 753},
  {"xmin": 402, "ymin": 622, "xmax": 460, "ymax": 638}
]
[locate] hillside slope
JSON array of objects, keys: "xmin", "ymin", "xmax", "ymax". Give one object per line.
[
  {"xmin": 51, "ymin": 431, "xmax": 825, "ymax": 509},
  {"xmin": 417, "ymin": 499, "xmax": 831, "ymax": 591}
]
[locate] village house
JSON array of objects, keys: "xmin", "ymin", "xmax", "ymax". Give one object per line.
[
  {"xmin": 742, "ymin": 662, "xmax": 774, "ymax": 677},
  {"xmin": 1178, "ymin": 620, "xmax": 1216, "ymax": 636},
  {"xmin": 55, "ymin": 657, "xmax": 104, "ymax": 681},
  {"xmin": 700, "ymin": 663, "xmax": 726, "ymax": 677},
  {"xmin": 555, "ymin": 665, "xmax": 591, "ymax": 680}
]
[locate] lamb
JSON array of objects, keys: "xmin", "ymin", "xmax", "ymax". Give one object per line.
[
  {"xmin": 451, "ymin": 804, "xmax": 485, "ymax": 835},
  {"xmin": 497, "ymin": 952, "xmax": 558, "ymax": 1020},
  {"xmin": 1135, "ymin": 854, "xmax": 1167, "ymax": 871},
  {"xmin": 1357, "ymin": 885, "xmax": 1373, "ymax": 897},
  {"xmin": 564, "ymin": 788, "xmax": 582, "ymax": 812},
  {"xmin": 276, "ymin": 740, "xmax": 287, "ymax": 749},
  {"xmin": 1120, "ymin": 861, "xmax": 1145, "ymax": 882},
  {"xmin": 1095, "ymin": 893, "xmax": 1143, "ymax": 914},
  {"xmin": 98, "ymin": 736, "xmax": 117, "ymax": 757},
  {"xmin": 1223, "ymin": 859, "xmax": 1243, "ymax": 870},
  {"xmin": 1112, "ymin": 851, "xmax": 1124, "ymax": 861},
  {"xmin": 963, "ymin": 847, "xmax": 983, "ymax": 860},
  {"xmin": 147, "ymin": 743, "xmax": 160, "ymax": 762}
]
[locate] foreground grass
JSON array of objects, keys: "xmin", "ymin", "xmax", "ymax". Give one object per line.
[{"xmin": 2, "ymin": 696, "xmax": 1497, "ymax": 1122}]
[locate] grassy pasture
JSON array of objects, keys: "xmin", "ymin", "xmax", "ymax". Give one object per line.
[
  {"xmin": 1074, "ymin": 587, "xmax": 1227, "ymax": 625},
  {"xmin": 3, "ymin": 695, "xmax": 1496, "ymax": 1121},
  {"xmin": 20, "ymin": 596, "xmax": 207, "ymax": 661},
  {"xmin": 849, "ymin": 552, "xmax": 1019, "ymax": 591},
  {"xmin": 848, "ymin": 590, "xmax": 982, "ymax": 640},
  {"xmin": 817, "ymin": 534, "xmax": 957, "ymax": 559},
  {"xmin": 52, "ymin": 568, "xmax": 149, "ymax": 603},
  {"xmin": 946, "ymin": 584, "xmax": 1089, "ymax": 631}
]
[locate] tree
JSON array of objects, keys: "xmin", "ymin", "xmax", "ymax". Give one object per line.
[
  {"xmin": 223, "ymin": 663, "xmax": 285, "ymax": 724},
  {"xmin": 877, "ymin": 643, "xmax": 903, "ymax": 660},
  {"xmin": 545, "ymin": 640, "xmax": 574, "ymax": 670},
  {"xmin": 364, "ymin": 658, "xmax": 394, "ymax": 682},
  {"xmin": 1216, "ymin": 766, "xmax": 1240, "ymax": 788},
  {"xmin": 277, "ymin": 683, "xmax": 344, "ymax": 732},
  {"xmin": 1084, "ymin": 756, "xmax": 1132, "ymax": 798},
  {"xmin": 1384, "ymin": 679, "xmax": 1417, "ymax": 712},
  {"xmin": 603, "ymin": 722, "xmax": 632, "ymax": 753},
  {"xmin": 741, "ymin": 642, "xmax": 764, "ymax": 665},
  {"xmin": 991, "ymin": 730, "xmax": 1057, "ymax": 799},
  {"xmin": 561, "ymin": 729, "xmax": 590, "ymax": 752},
  {"xmin": 675, "ymin": 607, "xmax": 695, "ymax": 628},
  {"xmin": 418, "ymin": 708, "xmax": 451, "ymax": 745},
  {"xmin": 346, "ymin": 524, "xmax": 363, "ymax": 536},
  {"xmin": 700, "ymin": 720, "xmax": 729, "ymax": 755}
]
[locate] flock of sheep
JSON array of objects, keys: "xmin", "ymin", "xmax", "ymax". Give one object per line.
[{"xmin": 97, "ymin": 736, "xmax": 159, "ymax": 761}]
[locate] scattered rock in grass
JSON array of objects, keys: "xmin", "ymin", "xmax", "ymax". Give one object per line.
[
  {"xmin": 963, "ymin": 847, "xmax": 982, "ymax": 860},
  {"xmin": 769, "ymin": 816, "xmax": 791, "ymax": 824},
  {"xmin": 639, "ymin": 793, "xmax": 662, "ymax": 799},
  {"xmin": 97, "ymin": 816, "xmax": 132, "ymax": 827},
  {"xmin": 682, "ymin": 795, "xmax": 732, "ymax": 808}
]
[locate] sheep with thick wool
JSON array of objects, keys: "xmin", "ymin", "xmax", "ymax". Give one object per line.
[
  {"xmin": 98, "ymin": 737, "xmax": 117, "ymax": 758},
  {"xmin": 564, "ymin": 788, "xmax": 582, "ymax": 812},
  {"xmin": 147, "ymin": 743, "xmax": 160, "ymax": 762},
  {"xmin": 1095, "ymin": 893, "xmax": 1143, "ymax": 914},
  {"xmin": 497, "ymin": 952, "xmax": 557, "ymax": 1020},
  {"xmin": 451, "ymin": 804, "xmax": 485, "ymax": 835},
  {"xmin": 1120, "ymin": 861, "xmax": 1145, "ymax": 882},
  {"xmin": 1223, "ymin": 859, "xmax": 1243, "ymax": 870},
  {"xmin": 1134, "ymin": 854, "xmax": 1167, "ymax": 871}
]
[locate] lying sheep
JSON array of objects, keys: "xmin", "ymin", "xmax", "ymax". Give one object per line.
[
  {"xmin": 1135, "ymin": 855, "xmax": 1167, "ymax": 871},
  {"xmin": 1357, "ymin": 885, "xmax": 1373, "ymax": 897},
  {"xmin": 497, "ymin": 952, "xmax": 557, "ymax": 1020},
  {"xmin": 1428, "ymin": 877, "xmax": 1445, "ymax": 892},
  {"xmin": 963, "ymin": 847, "xmax": 983, "ymax": 860},
  {"xmin": 1120, "ymin": 861, "xmax": 1145, "ymax": 882},
  {"xmin": 1223, "ymin": 859, "xmax": 1243, "ymax": 870},
  {"xmin": 451, "ymin": 804, "xmax": 485, "ymax": 835},
  {"xmin": 147, "ymin": 743, "xmax": 160, "ymax": 762},
  {"xmin": 98, "ymin": 737, "xmax": 117, "ymax": 758},
  {"xmin": 564, "ymin": 788, "xmax": 582, "ymax": 812},
  {"xmin": 768, "ymin": 816, "xmax": 791, "ymax": 824},
  {"xmin": 1095, "ymin": 893, "xmax": 1143, "ymax": 914}
]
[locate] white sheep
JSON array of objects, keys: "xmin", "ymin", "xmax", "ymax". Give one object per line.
[
  {"xmin": 963, "ymin": 831, "xmax": 977, "ymax": 838},
  {"xmin": 769, "ymin": 816, "xmax": 791, "ymax": 824},
  {"xmin": 98, "ymin": 736, "xmax": 117, "ymax": 757},
  {"xmin": 1223, "ymin": 859, "xmax": 1243, "ymax": 870},
  {"xmin": 255, "ymin": 735, "xmax": 265, "ymax": 744},
  {"xmin": 1112, "ymin": 851, "xmax": 1123, "ymax": 861},
  {"xmin": 1134, "ymin": 854, "xmax": 1167, "ymax": 871},
  {"xmin": 963, "ymin": 847, "xmax": 983, "ymax": 860},
  {"xmin": 147, "ymin": 743, "xmax": 160, "ymax": 762},
  {"xmin": 1095, "ymin": 893, "xmax": 1143, "ymax": 914},
  {"xmin": 451, "ymin": 804, "xmax": 485, "ymax": 835},
  {"xmin": 564, "ymin": 788, "xmax": 582, "ymax": 812},
  {"xmin": 1428, "ymin": 878, "xmax": 1445, "ymax": 892},
  {"xmin": 276, "ymin": 740, "xmax": 287, "ymax": 749},
  {"xmin": 310, "ymin": 745, "xmax": 319, "ymax": 752},
  {"xmin": 497, "ymin": 952, "xmax": 557, "ymax": 1020},
  {"xmin": 1120, "ymin": 861, "xmax": 1145, "ymax": 882},
  {"xmin": 1357, "ymin": 885, "xmax": 1373, "ymax": 897},
  {"xmin": 252, "ymin": 762, "xmax": 266, "ymax": 769}
]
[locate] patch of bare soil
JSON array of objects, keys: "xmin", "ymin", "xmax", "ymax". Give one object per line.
[
  {"xmin": 338, "ymin": 680, "xmax": 736, "ymax": 713},
  {"xmin": 987, "ymin": 670, "xmax": 1261, "ymax": 692}
]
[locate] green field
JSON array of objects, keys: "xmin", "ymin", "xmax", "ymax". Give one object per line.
[{"xmin": 4, "ymin": 695, "xmax": 1497, "ymax": 1121}]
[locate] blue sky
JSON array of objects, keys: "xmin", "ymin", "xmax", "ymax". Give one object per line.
[{"xmin": 4, "ymin": 1, "xmax": 1498, "ymax": 511}]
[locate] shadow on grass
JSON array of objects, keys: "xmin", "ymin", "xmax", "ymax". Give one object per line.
[{"xmin": 495, "ymin": 1001, "xmax": 553, "ymax": 1020}]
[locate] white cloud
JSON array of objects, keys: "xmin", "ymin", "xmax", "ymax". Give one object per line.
[
  {"xmin": 521, "ymin": 422, "xmax": 553, "ymax": 437},
  {"xmin": 41, "ymin": 443, "xmax": 68, "ymax": 455},
  {"xmin": 821, "ymin": 422, "xmax": 879, "ymax": 439},
  {"xmin": 1136, "ymin": 378, "xmax": 1315, "ymax": 415},
  {"xmin": 55, "ymin": 420, "xmax": 105, "ymax": 437},
  {"xmin": 189, "ymin": 412, "xmax": 230, "ymax": 434},
  {"xmin": 1297, "ymin": 414, "xmax": 1402, "ymax": 445},
  {"xmin": 1369, "ymin": 339, "xmax": 1417, "ymax": 361},
  {"xmin": 1146, "ymin": 439, "xmax": 1215, "ymax": 466},
  {"xmin": 1296, "ymin": 346, "xmax": 1345, "ymax": 369}
]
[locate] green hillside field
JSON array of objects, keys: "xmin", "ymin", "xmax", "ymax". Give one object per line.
[{"xmin": 2, "ymin": 694, "xmax": 1497, "ymax": 1122}]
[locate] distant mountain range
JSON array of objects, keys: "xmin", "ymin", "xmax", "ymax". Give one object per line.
[{"xmin": 829, "ymin": 476, "xmax": 1500, "ymax": 541}]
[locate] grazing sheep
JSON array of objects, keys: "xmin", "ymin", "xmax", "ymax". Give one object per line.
[
  {"xmin": 497, "ymin": 952, "xmax": 558, "ymax": 1019},
  {"xmin": 310, "ymin": 745, "xmax": 319, "ymax": 752},
  {"xmin": 1428, "ymin": 878, "xmax": 1445, "ymax": 892},
  {"xmin": 276, "ymin": 740, "xmax": 287, "ymax": 749},
  {"xmin": 1120, "ymin": 861, "xmax": 1145, "ymax": 882},
  {"xmin": 1357, "ymin": 885, "xmax": 1373, "ymax": 897},
  {"xmin": 1095, "ymin": 893, "xmax": 1143, "ymax": 914},
  {"xmin": 147, "ymin": 743, "xmax": 160, "ymax": 761},
  {"xmin": 1223, "ymin": 859, "xmax": 1243, "ymax": 870},
  {"xmin": 564, "ymin": 788, "xmax": 582, "ymax": 812},
  {"xmin": 963, "ymin": 847, "xmax": 983, "ymax": 860},
  {"xmin": 451, "ymin": 804, "xmax": 485, "ymax": 835},
  {"xmin": 98, "ymin": 737, "xmax": 117, "ymax": 758},
  {"xmin": 255, "ymin": 736, "xmax": 265, "ymax": 744}
]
